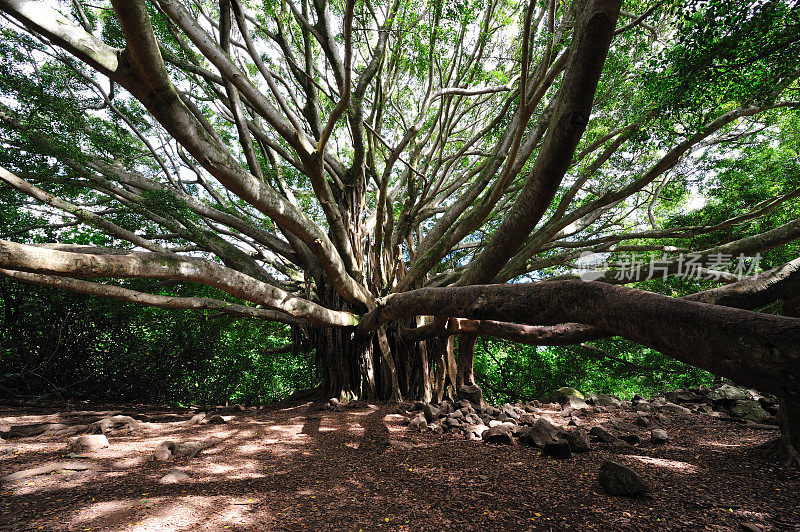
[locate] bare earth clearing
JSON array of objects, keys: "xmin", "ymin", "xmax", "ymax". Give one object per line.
[{"xmin": 1, "ymin": 401, "xmax": 799, "ymax": 531}]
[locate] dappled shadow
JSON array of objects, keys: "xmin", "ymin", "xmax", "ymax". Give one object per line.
[{"xmin": 2, "ymin": 402, "xmax": 799, "ymax": 531}]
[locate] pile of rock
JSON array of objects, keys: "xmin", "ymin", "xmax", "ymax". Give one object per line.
[
  {"xmin": 632, "ymin": 383, "xmax": 776, "ymax": 423},
  {"xmin": 399, "ymin": 382, "xmax": 777, "ymax": 453}
]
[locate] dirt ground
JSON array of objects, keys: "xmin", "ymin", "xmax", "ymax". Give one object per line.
[{"xmin": 1, "ymin": 400, "xmax": 799, "ymax": 531}]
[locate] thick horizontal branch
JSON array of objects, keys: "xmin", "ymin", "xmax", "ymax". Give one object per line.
[
  {"xmin": 0, "ymin": 240, "xmax": 357, "ymax": 327},
  {"xmin": 360, "ymin": 280, "xmax": 800, "ymax": 397},
  {"xmin": 0, "ymin": 269, "xmax": 306, "ymax": 326}
]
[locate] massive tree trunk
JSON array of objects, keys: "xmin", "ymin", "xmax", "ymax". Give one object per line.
[
  {"xmin": 313, "ymin": 322, "xmax": 456, "ymax": 403},
  {"xmin": 778, "ymin": 296, "xmax": 800, "ymax": 465},
  {"xmin": 311, "ymin": 277, "xmax": 455, "ymax": 402}
]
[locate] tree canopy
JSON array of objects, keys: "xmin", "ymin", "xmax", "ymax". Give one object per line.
[{"xmin": 1, "ymin": 0, "xmax": 800, "ymax": 439}]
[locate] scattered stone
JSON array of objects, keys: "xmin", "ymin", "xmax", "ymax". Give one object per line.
[
  {"xmin": 660, "ymin": 403, "xmax": 691, "ymax": 415},
  {"xmin": 633, "ymin": 416, "xmax": 650, "ymax": 428},
  {"xmin": 408, "ymin": 414, "xmax": 427, "ymax": 432},
  {"xmin": 564, "ymin": 429, "xmax": 591, "ymax": 452},
  {"xmin": 542, "ymin": 440, "xmax": 572, "ymax": 459},
  {"xmin": 598, "ymin": 461, "xmax": 649, "ymax": 497},
  {"xmin": 519, "ymin": 418, "xmax": 563, "ymax": 447},
  {"xmin": 729, "ymin": 400, "xmax": 770, "ymax": 423},
  {"xmin": 551, "ymin": 387, "xmax": 584, "ymax": 403},
  {"xmin": 428, "ymin": 423, "xmax": 444, "ymax": 435},
  {"xmin": 159, "ymin": 469, "xmax": 191, "ymax": 484},
  {"xmin": 457, "ymin": 385, "xmax": 484, "ymax": 405},
  {"xmin": 67, "ymin": 434, "xmax": 109, "ymax": 453},
  {"xmin": 423, "ymin": 403, "xmax": 439, "ymax": 423},
  {"xmin": 651, "ymin": 429, "xmax": 669, "ymax": 444},
  {"xmin": 706, "ymin": 384, "xmax": 750, "ymax": 403},
  {"xmin": 634, "ymin": 402, "xmax": 657, "ymax": 413},
  {"xmin": 619, "ymin": 433, "xmax": 640, "ymax": 445},
  {"xmin": 666, "ymin": 390, "xmax": 701, "ymax": 404},
  {"xmin": 591, "ymin": 394, "xmax": 622, "ymax": 408},
  {"xmin": 465, "ymin": 424, "xmax": 489, "ymax": 441},
  {"xmin": 482, "ymin": 424, "xmax": 515, "ymax": 445},
  {"xmin": 652, "ymin": 413, "xmax": 670, "ymax": 425},
  {"xmin": 589, "ymin": 426, "xmax": 626, "ymax": 446},
  {"xmin": 501, "ymin": 404, "xmax": 520, "ymax": 419}
]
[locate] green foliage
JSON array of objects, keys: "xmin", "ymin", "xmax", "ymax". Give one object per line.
[
  {"xmin": 473, "ymin": 336, "xmax": 713, "ymax": 404},
  {"xmin": 644, "ymin": 0, "xmax": 800, "ymax": 117},
  {"xmin": 0, "ymin": 280, "xmax": 315, "ymax": 405}
]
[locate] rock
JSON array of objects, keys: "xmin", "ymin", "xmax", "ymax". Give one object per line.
[
  {"xmin": 396, "ymin": 401, "xmax": 414, "ymax": 413},
  {"xmin": 519, "ymin": 418, "xmax": 563, "ymax": 447},
  {"xmin": 666, "ymin": 390, "xmax": 701, "ymax": 404},
  {"xmin": 409, "ymin": 414, "xmax": 427, "ymax": 432},
  {"xmin": 563, "ymin": 395, "xmax": 589, "ymax": 410},
  {"xmin": 729, "ymin": 400, "xmax": 770, "ymax": 423},
  {"xmin": 482, "ymin": 424, "xmax": 515, "ymax": 445},
  {"xmin": 428, "ymin": 423, "xmax": 444, "ymax": 435},
  {"xmin": 619, "ymin": 433, "xmax": 640, "ymax": 445},
  {"xmin": 706, "ymin": 384, "xmax": 750, "ymax": 403},
  {"xmin": 423, "ymin": 403, "xmax": 439, "ymax": 423},
  {"xmin": 465, "ymin": 424, "xmax": 489, "ymax": 441},
  {"xmin": 650, "ymin": 429, "xmax": 669, "ymax": 444},
  {"xmin": 542, "ymin": 440, "xmax": 572, "ymax": 459},
  {"xmin": 591, "ymin": 394, "xmax": 622, "ymax": 408},
  {"xmin": 444, "ymin": 417, "xmax": 462, "ymax": 429},
  {"xmin": 448, "ymin": 409, "xmax": 465, "ymax": 420},
  {"xmin": 589, "ymin": 426, "xmax": 626, "ymax": 446},
  {"xmin": 465, "ymin": 413, "xmax": 481, "ymax": 425},
  {"xmin": 159, "ymin": 469, "xmax": 191, "ymax": 484},
  {"xmin": 501, "ymin": 404, "xmax": 520, "ymax": 419},
  {"xmin": 551, "ymin": 387, "xmax": 584, "ymax": 403},
  {"xmin": 564, "ymin": 429, "xmax": 591, "ymax": 452},
  {"xmin": 607, "ymin": 419, "xmax": 640, "ymax": 435},
  {"xmin": 758, "ymin": 396, "xmax": 778, "ymax": 415},
  {"xmin": 518, "ymin": 413, "xmax": 537, "ymax": 425},
  {"xmin": 634, "ymin": 402, "xmax": 657, "ymax": 413},
  {"xmin": 651, "ymin": 396, "xmax": 667, "ymax": 407},
  {"xmin": 598, "ymin": 461, "xmax": 649, "ymax": 497},
  {"xmin": 652, "ymin": 413, "xmax": 670, "ymax": 425},
  {"xmin": 660, "ymin": 403, "xmax": 691, "ymax": 415},
  {"xmin": 67, "ymin": 435, "xmax": 109, "ymax": 453},
  {"xmin": 695, "ymin": 404, "xmax": 714, "ymax": 414},
  {"xmin": 457, "ymin": 384, "xmax": 484, "ymax": 405},
  {"xmin": 633, "ymin": 416, "xmax": 650, "ymax": 428}
]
